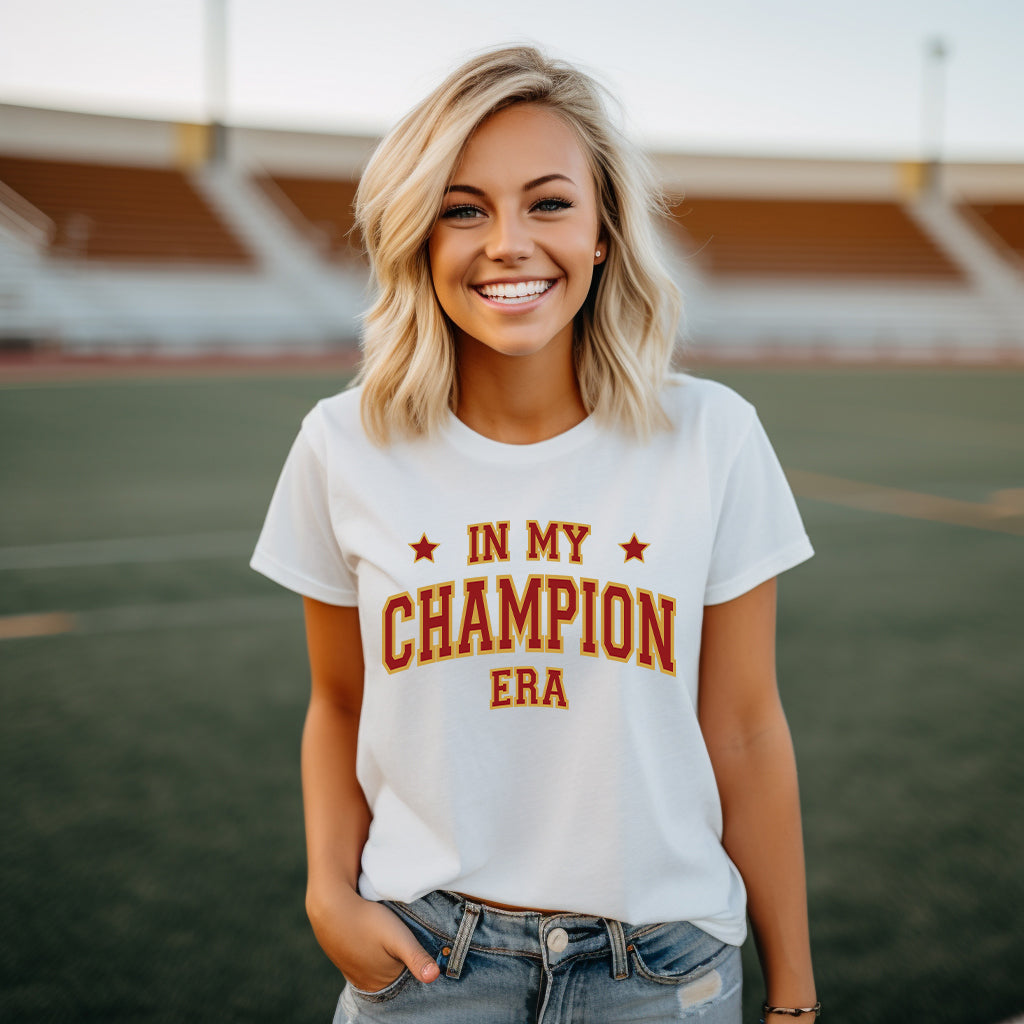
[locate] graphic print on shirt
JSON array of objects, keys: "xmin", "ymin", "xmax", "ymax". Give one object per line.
[
  {"xmin": 619, "ymin": 533, "xmax": 648, "ymax": 562},
  {"xmin": 409, "ymin": 533, "xmax": 439, "ymax": 562},
  {"xmin": 382, "ymin": 519, "xmax": 677, "ymax": 709}
]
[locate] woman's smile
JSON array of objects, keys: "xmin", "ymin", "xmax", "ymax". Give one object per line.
[{"xmin": 472, "ymin": 277, "xmax": 559, "ymax": 308}]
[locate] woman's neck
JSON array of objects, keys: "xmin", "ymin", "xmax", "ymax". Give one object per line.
[{"xmin": 453, "ymin": 336, "xmax": 587, "ymax": 445}]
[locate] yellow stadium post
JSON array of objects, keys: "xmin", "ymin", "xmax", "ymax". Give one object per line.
[
  {"xmin": 897, "ymin": 160, "xmax": 930, "ymax": 200},
  {"xmin": 174, "ymin": 122, "xmax": 213, "ymax": 170}
]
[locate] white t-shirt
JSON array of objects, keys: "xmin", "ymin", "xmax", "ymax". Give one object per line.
[{"xmin": 251, "ymin": 373, "xmax": 813, "ymax": 945}]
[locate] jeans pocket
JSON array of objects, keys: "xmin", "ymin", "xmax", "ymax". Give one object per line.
[
  {"xmin": 629, "ymin": 920, "xmax": 733, "ymax": 985},
  {"xmin": 343, "ymin": 899, "xmax": 449, "ymax": 1005},
  {"xmin": 344, "ymin": 968, "xmax": 412, "ymax": 1004}
]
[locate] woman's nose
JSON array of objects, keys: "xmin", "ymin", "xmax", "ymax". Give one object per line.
[{"xmin": 484, "ymin": 212, "xmax": 533, "ymax": 262}]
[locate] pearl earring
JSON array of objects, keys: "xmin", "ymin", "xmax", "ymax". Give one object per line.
[{"xmin": 595, "ymin": 249, "xmax": 601, "ymax": 258}]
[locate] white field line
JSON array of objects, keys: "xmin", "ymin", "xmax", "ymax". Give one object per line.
[
  {"xmin": 0, "ymin": 530, "xmax": 256, "ymax": 570},
  {"xmin": 787, "ymin": 471, "xmax": 1024, "ymax": 537},
  {"xmin": 0, "ymin": 611, "xmax": 76, "ymax": 640},
  {"xmin": 0, "ymin": 595, "xmax": 301, "ymax": 640}
]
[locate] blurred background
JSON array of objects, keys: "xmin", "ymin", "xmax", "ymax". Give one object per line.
[{"xmin": 1, "ymin": 1, "xmax": 1021, "ymax": 1022}]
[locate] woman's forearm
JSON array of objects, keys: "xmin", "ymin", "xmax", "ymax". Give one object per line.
[
  {"xmin": 302, "ymin": 692, "xmax": 371, "ymax": 907},
  {"xmin": 699, "ymin": 581, "xmax": 816, "ymax": 1015},
  {"xmin": 301, "ymin": 597, "xmax": 370, "ymax": 911},
  {"xmin": 299, "ymin": 599, "xmax": 439, "ymax": 987},
  {"xmin": 714, "ymin": 710, "xmax": 816, "ymax": 1010}
]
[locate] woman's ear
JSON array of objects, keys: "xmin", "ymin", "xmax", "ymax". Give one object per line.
[{"xmin": 594, "ymin": 236, "xmax": 608, "ymax": 265}]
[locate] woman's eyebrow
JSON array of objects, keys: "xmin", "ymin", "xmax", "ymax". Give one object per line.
[
  {"xmin": 444, "ymin": 173, "xmax": 577, "ymax": 196},
  {"xmin": 524, "ymin": 173, "xmax": 576, "ymax": 190}
]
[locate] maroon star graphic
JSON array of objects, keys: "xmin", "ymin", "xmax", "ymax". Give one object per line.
[
  {"xmin": 409, "ymin": 533, "xmax": 439, "ymax": 563},
  {"xmin": 619, "ymin": 533, "xmax": 649, "ymax": 563}
]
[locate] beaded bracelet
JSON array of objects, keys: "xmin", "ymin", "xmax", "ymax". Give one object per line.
[{"xmin": 760, "ymin": 1000, "xmax": 822, "ymax": 1020}]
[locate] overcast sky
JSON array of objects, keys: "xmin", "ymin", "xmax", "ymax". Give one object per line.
[{"xmin": 2, "ymin": 0, "xmax": 1023, "ymax": 159}]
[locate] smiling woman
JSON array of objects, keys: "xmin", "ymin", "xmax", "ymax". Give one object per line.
[
  {"xmin": 250, "ymin": 44, "xmax": 819, "ymax": 1024},
  {"xmin": 352, "ymin": 46, "xmax": 680, "ymax": 444}
]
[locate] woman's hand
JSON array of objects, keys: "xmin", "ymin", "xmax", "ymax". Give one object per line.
[{"xmin": 308, "ymin": 886, "xmax": 440, "ymax": 993}]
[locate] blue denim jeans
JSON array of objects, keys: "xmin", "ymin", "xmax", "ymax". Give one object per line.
[{"xmin": 333, "ymin": 890, "xmax": 741, "ymax": 1023}]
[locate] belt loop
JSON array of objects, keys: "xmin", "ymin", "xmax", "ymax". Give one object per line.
[
  {"xmin": 604, "ymin": 919, "xmax": 629, "ymax": 980},
  {"xmin": 446, "ymin": 900, "xmax": 481, "ymax": 979}
]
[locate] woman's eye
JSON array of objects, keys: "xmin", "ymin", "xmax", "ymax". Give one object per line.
[
  {"xmin": 441, "ymin": 204, "xmax": 483, "ymax": 220},
  {"xmin": 533, "ymin": 197, "xmax": 574, "ymax": 213}
]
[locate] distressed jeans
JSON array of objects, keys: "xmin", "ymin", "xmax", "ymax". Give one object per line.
[{"xmin": 334, "ymin": 890, "xmax": 741, "ymax": 1023}]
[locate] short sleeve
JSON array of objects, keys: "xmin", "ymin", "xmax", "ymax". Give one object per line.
[
  {"xmin": 704, "ymin": 412, "xmax": 813, "ymax": 605},
  {"xmin": 250, "ymin": 420, "xmax": 358, "ymax": 606}
]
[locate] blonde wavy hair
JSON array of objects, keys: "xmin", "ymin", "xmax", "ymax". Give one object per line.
[{"xmin": 354, "ymin": 45, "xmax": 681, "ymax": 443}]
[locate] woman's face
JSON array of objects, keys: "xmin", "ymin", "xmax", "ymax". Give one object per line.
[{"xmin": 428, "ymin": 103, "xmax": 605, "ymax": 363}]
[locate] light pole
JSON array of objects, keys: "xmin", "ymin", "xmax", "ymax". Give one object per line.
[
  {"xmin": 205, "ymin": 0, "xmax": 228, "ymax": 164},
  {"xmin": 921, "ymin": 36, "xmax": 949, "ymax": 195}
]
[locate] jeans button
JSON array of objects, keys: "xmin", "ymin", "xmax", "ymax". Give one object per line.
[{"xmin": 546, "ymin": 927, "xmax": 569, "ymax": 952}]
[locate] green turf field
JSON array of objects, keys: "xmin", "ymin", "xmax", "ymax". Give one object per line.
[{"xmin": 1, "ymin": 366, "xmax": 1021, "ymax": 1023}]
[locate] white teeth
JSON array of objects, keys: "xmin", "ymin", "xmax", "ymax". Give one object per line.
[{"xmin": 477, "ymin": 280, "xmax": 553, "ymax": 302}]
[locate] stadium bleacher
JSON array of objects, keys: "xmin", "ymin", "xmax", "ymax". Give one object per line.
[
  {"xmin": 966, "ymin": 202, "xmax": 1024, "ymax": 263},
  {"xmin": 0, "ymin": 155, "xmax": 251, "ymax": 265},
  {"xmin": 256, "ymin": 174, "xmax": 361, "ymax": 263},
  {"xmin": 671, "ymin": 197, "xmax": 964, "ymax": 280}
]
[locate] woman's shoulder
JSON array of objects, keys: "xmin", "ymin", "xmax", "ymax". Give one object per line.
[
  {"xmin": 299, "ymin": 383, "xmax": 365, "ymax": 440},
  {"xmin": 661, "ymin": 372, "xmax": 756, "ymax": 432},
  {"xmin": 284, "ymin": 385, "xmax": 383, "ymax": 471}
]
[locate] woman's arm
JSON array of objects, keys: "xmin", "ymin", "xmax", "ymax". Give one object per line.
[
  {"xmin": 698, "ymin": 579, "xmax": 817, "ymax": 1019},
  {"xmin": 301, "ymin": 596, "xmax": 440, "ymax": 989}
]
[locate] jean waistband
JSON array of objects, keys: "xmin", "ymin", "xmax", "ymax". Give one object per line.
[{"xmin": 387, "ymin": 890, "xmax": 667, "ymax": 981}]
